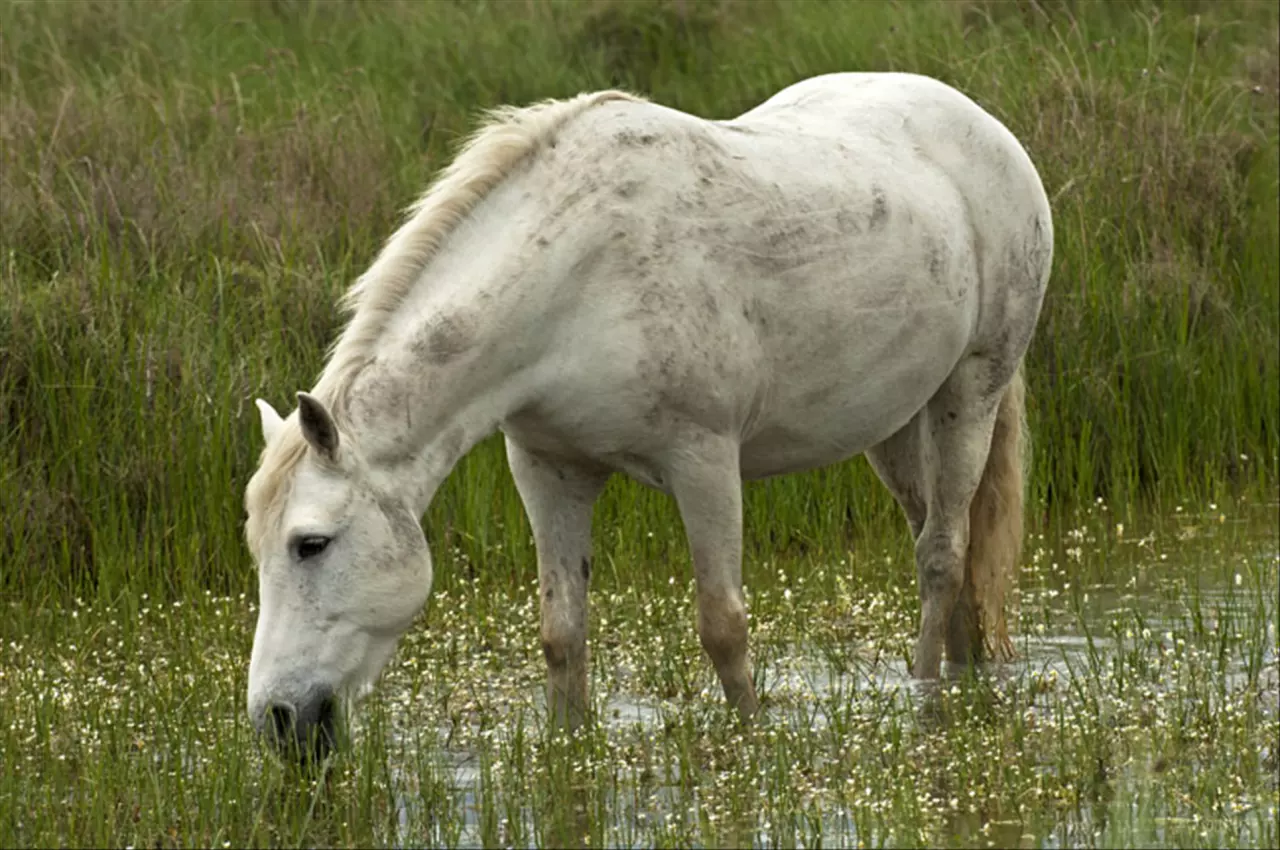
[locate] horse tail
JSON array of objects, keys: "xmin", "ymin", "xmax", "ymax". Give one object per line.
[{"xmin": 963, "ymin": 364, "xmax": 1026, "ymax": 662}]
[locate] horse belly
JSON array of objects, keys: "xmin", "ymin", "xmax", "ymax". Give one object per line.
[
  {"xmin": 738, "ymin": 302, "xmax": 968, "ymax": 480},
  {"xmin": 700, "ymin": 130, "xmax": 979, "ymax": 478}
]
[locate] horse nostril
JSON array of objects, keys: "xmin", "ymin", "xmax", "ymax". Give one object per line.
[
  {"xmin": 267, "ymin": 703, "xmax": 296, "ymax": 742},
  {"xmin": 317, "ymin": 695, "xmax": 336, "ymax": 729}
]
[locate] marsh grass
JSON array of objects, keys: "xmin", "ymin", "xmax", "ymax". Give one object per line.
[
  {"xmin": 0, "ymin": 501, "xmax": 1275, "ymax": 847},
  {"xmin": 0, "ymin": 0, "xmax": 1276, "ymax": 597}
]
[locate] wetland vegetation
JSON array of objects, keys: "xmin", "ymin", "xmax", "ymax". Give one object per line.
[{"xmin": 1, "ymin": 0, "xmax": 1277, "ymax": 846}]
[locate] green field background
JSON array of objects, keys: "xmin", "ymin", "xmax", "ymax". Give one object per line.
[{"xmin": 2, "ymin": 0, "xmax": 1277, "ymax": 599}]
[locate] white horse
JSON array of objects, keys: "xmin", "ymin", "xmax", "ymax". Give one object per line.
[{"xmin": 244, "ymin": 72, "xmax": 1052, "ymax": 758}]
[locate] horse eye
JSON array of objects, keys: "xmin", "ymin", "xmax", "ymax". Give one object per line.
[{"xmin": 295, "ymin": 536, "xmax": 330, "ymax": 560}]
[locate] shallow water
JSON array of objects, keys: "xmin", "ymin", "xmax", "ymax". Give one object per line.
[
  {"xmin": 1, "ymin": 503, "xmax": 1273, "ymax": 848},
  {"xmin": 375, "ymin": 505, "xmax": 1279, "ymax": 849}
]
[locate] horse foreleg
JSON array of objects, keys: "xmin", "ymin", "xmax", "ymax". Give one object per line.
[
  {"xmin": 506, "ymin": 437, "xmax": 607, "ymax": 730},
  {"xmin": 666, "ymin": 433, "xmax": 760, "ymax": 719}
]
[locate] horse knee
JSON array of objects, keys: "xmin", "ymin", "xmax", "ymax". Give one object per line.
[
  {"xmin": 540, "ymin": 622, "xmax": 585, "ymax": 671},
  {"xmin": 697, "ymin": 595, "xmax": 748, "ymax": 665}
]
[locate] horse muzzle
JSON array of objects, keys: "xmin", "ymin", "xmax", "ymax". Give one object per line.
[{"xmin": 253, "ymin": 687, "xmax": 339, "ymax": 764}]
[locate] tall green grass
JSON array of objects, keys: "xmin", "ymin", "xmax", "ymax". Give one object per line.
[{"xmin": 1, "ymin": 0, "xmax": 1276, "ymax": 598}]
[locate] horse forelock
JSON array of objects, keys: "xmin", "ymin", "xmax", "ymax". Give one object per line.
[{"xmin": 315, "ymin": 88, "xmax": 643, "ymax": 405}]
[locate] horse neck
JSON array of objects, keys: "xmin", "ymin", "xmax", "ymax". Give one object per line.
[{"xmin": 322, "ymin": 186, "xmax": 556, "ymax": 514}]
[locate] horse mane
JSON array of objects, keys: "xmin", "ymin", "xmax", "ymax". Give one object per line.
[
  {"xmin": 315, "ymin": 87, "xmax": 642, "ymax": 406},
  {"xmin": 245, "ymin": 89, "xmax": 642, "ymax": 556}
]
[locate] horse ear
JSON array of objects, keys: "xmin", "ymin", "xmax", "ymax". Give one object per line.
[
  {"xmin": 296, "ymin": 392, "xmax": 339, "ymax": 461},
  {"xmin": 255, "ymin": 398, "xmax": 285, "ymax": 444}
]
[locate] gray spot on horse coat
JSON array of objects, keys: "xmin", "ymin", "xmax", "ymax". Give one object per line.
[
  {"xmin": 615, "ymin": 179, "xmax": 642, "ymax": 199},
  {"xmin": 417, "ymin": 313, "xmax": 476, "ymax": 365},
  {"xmin": 870, "ymin": 186, "xmax": 889, "ymax": 230},
  {"xmin": 1026, "ymin": 213, "xmax": 1052, "ymax": 284},
  {"xmin": 614, "ymin": 129, "xmax": 658, "ymax": 147},
  {"xmin": 736, "ymin": 216, "xmax": 815, "ymax": 276},
  {"xmin": 765, "ymin": 221, "xmax": 809, "ymax": 253},
  {"xmin": 927, "ymin": 237, "xmax": 947, "ymax": 285},
  {"xmin": 376, "ymin": 494, "xmax": 426, "ymax": 546},
  {"xmin": 1000, "ymin": 213, "xmax": 1052, "ymax": 303},
  {"xmin": 438, "ymin": 427, "xmax": 466, "ymax": 462}
]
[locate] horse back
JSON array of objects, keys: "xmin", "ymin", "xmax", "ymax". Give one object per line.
[{"xmin": 505, "ymin": 74, "xmax": 1050, "ymax": 473}]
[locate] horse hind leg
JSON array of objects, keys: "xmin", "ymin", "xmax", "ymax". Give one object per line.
[
  {"xmin": 911, "ymin": 357, "xmax": 1023, "ymax": 679},
  {"xmin": 866, "ymin": 410, "xmax": 928, "ymax": 541},
  {"xmin": 869, "ymin": 411, "xmax": 989, "ymax": 673},
  {"xmin": 505, "ymin": 437, "xmax": 609, "ymax": 730}
]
